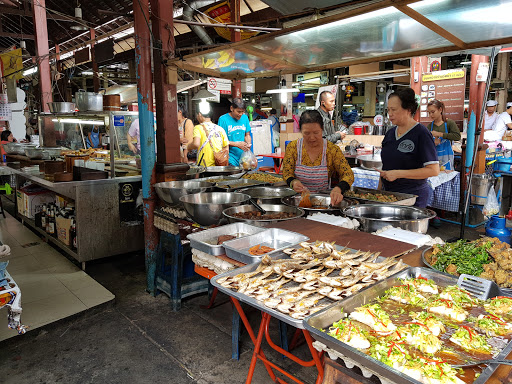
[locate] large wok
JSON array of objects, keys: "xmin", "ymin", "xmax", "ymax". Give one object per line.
[{"xmin": 282, "ymin": 194, "xmax": 357, "ymax": 216}]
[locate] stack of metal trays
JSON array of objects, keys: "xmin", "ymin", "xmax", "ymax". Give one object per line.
[
  {"xmin": 304, "ymin": 267, "xmax": 512, "ymax": 384},
  {"xmin": 186, "ymin": 223, "xmax": 265, "ymax": 256}
]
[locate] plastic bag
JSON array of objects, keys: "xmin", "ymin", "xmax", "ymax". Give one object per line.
[
  {"xmin": 483, "ymin": 185, "xmax": 500, "ymax": 218},
  {"xmin": 239, "ymin": 150, "xmax": 258, "ymax": 170}
]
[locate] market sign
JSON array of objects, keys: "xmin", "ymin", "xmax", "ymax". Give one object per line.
[
  {"xmin": 422, "ymin": 69, "xmax": 465, "ymax": 82},
  {"xmin": 0, "ymin": 48, "xmax": 22, "ymax": 80},
  {"xmin": 206, "ymin": 1, "xmax": 258, "ymax": 41},
  {"xmin": 419, "ymin": 68, "xmax": 466, "ymax": 130}
]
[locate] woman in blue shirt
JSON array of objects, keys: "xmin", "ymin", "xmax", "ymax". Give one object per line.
[{"xmin": 379, "ymin": 88, "xmax": 439, "ymax": 208}]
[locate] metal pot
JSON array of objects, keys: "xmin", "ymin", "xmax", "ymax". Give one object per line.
[
  {"xmin": 470, "ymin": 174, "xmax": 494, "ymax": 205},
  {"xmin": 342, "ymin": 204, "xmax": 436, "ymax": 234},
  {"xmin": 75, "ymin": 89, "xmax": 103, "ymax": 111},
  {"xmin": 238, "ymin": 186, "xmax": 296, "ymax": 205},
  {"xmin": 153, "ymin": 181, "xmax": 213, "ymax": 206},
  {"xmin": 47, "ymin": 102, "xmax": 75, "ymax": 113},
  {"xmin": 24, "ymin": 147, "xmax": 47, "ymax": 160},
  {"xmin": 281, "ymin": 194, "xmax": 357, "ymax": 216},
  {"xmin": 223, "ymin": 204, "xmax": 305, "ymax": 227},
  {"xmin": 356, "ymin": 154, "xmax": 382, "ymax": 170},
  {"xmin": 373, "ymin": 125, "xmax": 386, "ymax": 135}
]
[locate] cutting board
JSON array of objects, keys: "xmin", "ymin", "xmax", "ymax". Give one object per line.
[{"xmin": 266, "ymin": 218, "xmax": 415, "ymax": 258}]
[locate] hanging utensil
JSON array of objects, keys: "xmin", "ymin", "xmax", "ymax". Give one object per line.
[{"xmin": 249, "ymin": 199, "xmax": 267, "ymax": 215}]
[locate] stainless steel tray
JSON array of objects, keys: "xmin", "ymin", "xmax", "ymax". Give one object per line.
[
  {"xmin": 304, "ymin": 266, "xmax": 512, "ymax": 384},
  {"xmin": 347, "ymin": 186, "xmax": 417, "ymax": 206},
  {"xmin": 186, "ymin": 223, "xmax": 266, "ymax": 256},
  {"xmin": 222, "ymin": 228, "xmax": 309, "ymax": 264},
  {"xmin": 214, "ymin": 178, "xmax": 267, "ymax": 191}
]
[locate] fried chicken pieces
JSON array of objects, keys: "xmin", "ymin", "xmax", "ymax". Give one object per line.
[{"xmin": 479, "ymin": 238, "xmax": 512, "ymax": 288}]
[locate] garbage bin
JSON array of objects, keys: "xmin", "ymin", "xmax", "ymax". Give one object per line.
[{"xmin": 471, "ymin": 173, "xmax": 494, "ymax": 205}]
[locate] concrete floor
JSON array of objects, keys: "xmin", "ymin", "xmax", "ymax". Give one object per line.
[{"xmin": 0, "ymin": 210, "xmax": 485, "ymax": 384}]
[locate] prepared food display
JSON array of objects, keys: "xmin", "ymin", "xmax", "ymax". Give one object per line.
[
  {"xmin": 321, "ymin": 277, "xmax": 512, "ymax": 384},
  {"xmin": 231, "ymin": 211, "xmax": 297, "ymax": 220},
  {"xmin": 217, "ymin": 241, "xmax": 407, "ymax": 320},
  {"xmin": 424, "ymin": 237, "xmax": 512, "ymax": 288},
  {"xmin": 345, "ymin": 190, "xmax": 399, "ymax": 203},
  {"xmin": 242, "ymin": 173, "xmax": 283, "ymax": 184},
  {"xmin": 248, "ymin": 244, "xmax": 275, "ymax": 255}
]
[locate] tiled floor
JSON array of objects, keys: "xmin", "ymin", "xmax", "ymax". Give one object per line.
[{"xmin": 0, "ymin": 211, "xmax": 115, "ymax": 341}]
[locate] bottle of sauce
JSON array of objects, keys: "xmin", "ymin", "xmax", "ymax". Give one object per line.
[
  {"xmin": 41, "ymin": 204, "xmax": 47, "ymax": 229},
  {"xmin": 70, "ymin": 217, "xmax": 77, "ymax": 249}
]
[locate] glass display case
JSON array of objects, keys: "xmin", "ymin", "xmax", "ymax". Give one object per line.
[{"xmin": 38, "ymin": 111, "xmax": 141, "ymax": 177}]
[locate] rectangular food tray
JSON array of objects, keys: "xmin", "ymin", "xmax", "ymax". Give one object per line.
[
  {"xmin": 304, "ymin": 266, "xmax": 512, "ymax": 384},
  {"xmin": 222, "ymin": 228, "xmax": 309, "ymax": 264},
  {"xmin": 349, "ymin": 186, "xmax": 417, "ymax": 206},
  {"xmin": 214, "ymin": 179, "xmax": 267, "ymax": 191},
  {"xmin": 186, "ymin": 223, "xmax": 265, "ymax": 256}
]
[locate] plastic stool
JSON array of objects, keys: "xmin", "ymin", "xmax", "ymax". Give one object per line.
[{"xmin": 0, "ymin": 183, "xmax": 11, "ymax": 219}]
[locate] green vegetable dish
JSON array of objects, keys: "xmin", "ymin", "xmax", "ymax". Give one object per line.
[{"xmin": 428, "ymin": 240, "xmax": 492, "ymax": 277}]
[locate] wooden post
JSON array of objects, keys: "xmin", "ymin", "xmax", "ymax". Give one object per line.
[
  {"xmin": 469, "ymin": 54, "xmax": 489, "ymax": 174},
  {"xmin": 230, "ymin": 0, "xmax": 242, "ymax": 98}
]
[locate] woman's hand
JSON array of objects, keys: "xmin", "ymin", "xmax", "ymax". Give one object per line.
[
  {"xmin": 330, "ymin": 186, "xmax": 344, "ymax": 205},
  {"xmin": 180, "ymin": 137, "xmax": 189, "ymax": 145},
  {"xmin": 378, "ymin": 169, "xmax": 401, "ymax": 182},
  {"xmin": 291, "ymin": 180, "xmax": 308, "ymax": 193},
  {"xmin": 431, "ymin": 131, "xmax": 443, "ymax": 138}
]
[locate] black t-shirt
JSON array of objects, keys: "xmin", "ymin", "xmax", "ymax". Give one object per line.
[{"xmin": 381, "ymin": 123, "xmax": 438, "ymax": 190}]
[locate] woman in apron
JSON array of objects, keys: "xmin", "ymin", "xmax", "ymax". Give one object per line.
[
  {"xmin": 86, "ymin": 126, "xmax": 102, "ymax": 148},
  {"xmin": 282, "ymin": 110, "xmax": 354, "ymax": 205},
  {"xmin": 427, "ymin": 99, "xmax": 461, "ymax": 171}
]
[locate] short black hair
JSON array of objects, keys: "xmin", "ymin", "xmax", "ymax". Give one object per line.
[
  {"xmin": 178, "ymin": 102, "xmax": 188, "ymax": 118},
  {"xmin": 319, "ymin": 91, "xmax": 333, "ymax": 102},
  {"xmin": 270, "ymin": 108, "xmax": 277, "ymax": 115},
  {"xmin": 299, "ymin": 110, "xmax": 323, "ymax": 130},
  {"xmin": 388, "ymin": 87, "xmax": 418, "ymax": 116},
  {"xmin": 1, "ymin": 130, "xmax": 12, "ymax": 141},
  {"xmin": 231, "ymin": 98, "xmax": 246, "ymax": 110}
]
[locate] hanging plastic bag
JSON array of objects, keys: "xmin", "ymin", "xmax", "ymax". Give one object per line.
[
  {"xmin": 239, "ymin": 150, "xmax": 258, "ymax": 170},
  {"xmin": 483, "ymin": 185, "xmax": 500, "ymax": 218}
]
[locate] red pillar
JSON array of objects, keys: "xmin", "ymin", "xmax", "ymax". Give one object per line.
[
  {"xmin": 230, "ymin": 0, "xmax": 242, "ymax": 98},
  {"xmin": 469, "ymin": 54, "xmax": 489, "ymax": 174},
  {"xmin": 134, "ymin": 0, "xmax": 158, "ymax": 295},
  {"xmin": 150, "ymin": 0, "xmax": 181, "ymax": 166},
  {"xmin": 90, "ymin": 29, "xmax": 101, "ymax": 92},
  {"xmin": 410, "ymin": 56, "xmax": 428, "ymax": 122},
  {"xmin": 32, "ymin": 0, "xmax": 52, "ymax": 113}
]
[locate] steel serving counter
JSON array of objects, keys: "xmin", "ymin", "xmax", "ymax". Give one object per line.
[{"xmin": 1, "ymin": 164, "xmax": 143, "ymax": 268}]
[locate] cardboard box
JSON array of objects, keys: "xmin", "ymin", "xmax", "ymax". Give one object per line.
[
  {"xmin": 20, "ymin": 186, "xmax": 55, "ymax": 219},
  {"xmin": 16, "ymin": 190, "xmax": 25, "ymax": 216},
  {"xmin": 56, "ymin": 216, "xmax": 72, "ymax": 246}
]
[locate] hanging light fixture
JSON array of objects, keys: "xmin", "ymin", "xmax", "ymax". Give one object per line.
[
  {"xmin": 377, "ymin": 83, "xmax": 386, "ymax": 93},
  {"xmin": 192, "ymin": 86, "xmax": 215, "ymax": 101},
  {"xmin": 70, "ymin": 4, "xmax": 88, "ymax": 31},
  {"xmin": 19, "ymin": 41, "xmax": 31, "ymax": 59},
  {"xmin": 339, "ymin": 81, "xmax": 349, "ymax": 91}
]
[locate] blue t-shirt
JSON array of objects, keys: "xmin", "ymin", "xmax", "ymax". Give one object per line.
[
  {"xmin": 381, "ymin": 123, "xmax": 438, "ymax": 191},
  {"xmin": 218, "ymin": 113, "xmax": 251, "ymax": 166}
]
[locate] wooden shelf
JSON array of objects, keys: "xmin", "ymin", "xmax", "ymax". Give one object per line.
[{"xmin": 21, "ymin": 216, "xmax": 78, "ymax": 260}]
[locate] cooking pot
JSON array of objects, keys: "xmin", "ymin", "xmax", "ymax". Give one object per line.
[
  {"xmin": 103, "ymin": 94, "xmax": 121, "ymax": 111},
  {"xmin": 48, "ymin": 102, "xmax": 75, "ymax": 113},
  {"xmin": 75, "ymin": 89, "xmax": 103, "ymax": 111}
]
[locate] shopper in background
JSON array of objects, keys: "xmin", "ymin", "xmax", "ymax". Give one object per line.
[
  {"xmin": 191, "ymin": 110, "xmax": 229, "ymax": 167},
  {"xmin": 1, "ymin": 129, "xmax": 16, "ymax": 162},
  {"xmin": 317, "ymin": 91, "xmax": 346, "ymax": 143},
  {"xmin": 282, "ymin": 110, "xmax": 353, "ymax": 205},
  {"xmin": 218, "ymin": 98, "xmax": 251, "ymax": 166},
  {"xmin": 484, "ymin": 102, "xmax": 512, "ymax": 142},
  {"xmin": 379, "ymin": 88, "xmax": 439, "ymax": 208},
  {"xmin": 177, "ymin": 103, "xmax": 194, "ymax": 162},
  {"xmin": 127, "ymin": 118, "xmax": 140, "ymax": 154},
  {"xmin": 427, "ymin": 99, "xmax": 461, "ymax": 171},
  {"xmin": 484, "ymin": 100, "xmax": 499, "ymax": 131}
]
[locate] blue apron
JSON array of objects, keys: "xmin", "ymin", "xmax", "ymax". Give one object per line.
[
  {"xmin": 430, "ymin": 122, "xmax": 454, "ymax": 170},
  {"xmin": 86, "ymin": 127, "xmax": 100, "ymax": 148}
]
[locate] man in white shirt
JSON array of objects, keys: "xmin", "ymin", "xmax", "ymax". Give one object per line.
[
  {"xmin": 484, "ymin": 102, "xmax": 512, "ymax": 142},
  {"xmin": 484, "ymin": 100, "xmax": 499, "ymax": 131}
]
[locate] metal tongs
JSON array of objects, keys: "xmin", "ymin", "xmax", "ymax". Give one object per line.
[{"xmin": 249, "ymin": 198, "xmax": 266, "ymax": 214}]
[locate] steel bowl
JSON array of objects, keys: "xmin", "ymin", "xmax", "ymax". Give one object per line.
[
  {"xmin": 2, "ymin": 142, "xmax": 21, "ymax": 155},
  {"xmin": 154, "ymin": 181, "xmax": 214, "ymax": 206},
  {"xmin": 24, "ymin": 146, "xmax": 46, "ymax": 159},
  {"xmin": 179, "ymin": 192, "xmax": 251, "ymax": 226},
  {"xmin": 203, "ymin": 166, "xmax": 243, "ymax": 176},
  {"xmin": 238, "ymin": 186, "xmax": 297, "ymax": 205},
  {"xmin": 282, "ymin": 194, "xmax": 357, "ymax": 216},
  {"xmin": 48, "ymin": 102, "xmax": 75, "ymax": 113},
  {"xmin": 342, "ymin": 204, "xmax": 436, "ymax": 234},
  {"xmin": 356, "ymin": 154, "xmax": 382, "ymax": 170},
  {"xmin": 41, "ymin": 147, "xmax": 64, "ymax": 158},
  {"xmin": 223, "ymin": 204, "xmax": 305, "ymax": 227}
]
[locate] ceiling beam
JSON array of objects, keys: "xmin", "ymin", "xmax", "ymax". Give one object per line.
[
  {"xmin": 394, "ymin": 4, "xmax": 467, "ymax": 49},
  {"xmin": 0, "ymin": 4, "xmax": 75, "ymax": 22},
  {"xmin": 0, "ymin": 31, "xmax": 35, "ymax": 39}
]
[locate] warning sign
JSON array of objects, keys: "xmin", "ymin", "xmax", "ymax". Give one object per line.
[{"xmin": 207, "ymin": 77, "xmax": 232, "ymax": 95}]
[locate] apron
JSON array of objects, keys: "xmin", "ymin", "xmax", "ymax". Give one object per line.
[
  {"xmin": 86, "ymin": 127, "xmax": 100, "ymax": 148},
  {"xmin": 430, "ymin": 122, "xmax": 454, "ymax": 170},
  {"xmin": 295, "ymin": 138, "xmax": 330, "ymax": 192}
]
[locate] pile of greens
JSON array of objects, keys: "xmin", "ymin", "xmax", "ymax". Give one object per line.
[{"xmin": 431, "ymin": 239, "xmax": 492, "ymax": 276}]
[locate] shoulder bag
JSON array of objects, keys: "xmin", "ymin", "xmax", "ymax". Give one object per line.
[{"xmin": 202, "ymin": 124, "xmax": 229, "ymax": 166}]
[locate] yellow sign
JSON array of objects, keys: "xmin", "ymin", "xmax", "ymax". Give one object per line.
[
  {"xmin": 0, "ymin": 49, "xmax": 23, "ymax": 80},
  {"xmin": 422, "ymin": 69, "xmax": 465, "ymax": 82},
  {"xmin": 206, "ymin": 1, "xmax": 258, "ymax": 41}
]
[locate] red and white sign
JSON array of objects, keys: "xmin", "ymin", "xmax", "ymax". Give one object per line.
[
  {"xmin": 207, "ymin": 77, "xmax": 231, "ymax": 95},
  {"xmin": 374, "ymin": 115, "xmax": 384, "ymax": 126}
]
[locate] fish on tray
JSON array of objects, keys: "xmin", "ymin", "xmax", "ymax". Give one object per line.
[
  {"xmin": 449, "ymin": 325, "xmax": 494, "ymax": 355},
  {"xmin": 349, "ymin": 303, "xmax": 397, "ymax": 334},
  {"xmin": 427, "ymin": 298, "xmax": 468, "ymax": 322},
  {"xmin": 439, "ymin": 285, "xmax": 479, "ymax": 308},
  {"xmin": 409, "ymin": 312, "xmax": 446, "ymax": 337},
  {"xmin": 327, "ymin": 318, "xmax": 371, "ymax": 350},
  {"xmin": 401, "ymin": 276, "xmax": 439, "ymax": 295},
  {"xmin": 484, "ymin": 296, "xmax": 512, "ymax": 317},
  {"xmin": 384, "ymin": 284, "xmax": 427, "ymax": 306},
  {"xmin": 470, "ymin": 313, "xmax": 512, "ymax": 337}
]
